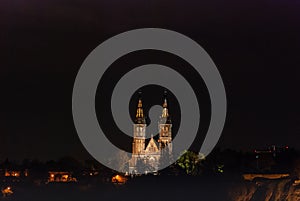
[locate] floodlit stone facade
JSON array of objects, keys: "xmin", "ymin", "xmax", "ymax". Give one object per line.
[{"xmin": 129, "ymin": 92, "xmax": 172, "ymax": 174}]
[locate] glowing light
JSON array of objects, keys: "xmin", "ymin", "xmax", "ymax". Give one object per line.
[
  {"xmin": 112, "ymin": 174, "xmax": 127, "ymax": 184},
  {"xmin": 2, "ymin": 186, "xmax": 13, "ymax": 196}
]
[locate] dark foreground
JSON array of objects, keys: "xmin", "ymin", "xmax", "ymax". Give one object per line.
[{"xmin": 1, "ymin": 176, "xmax": 300, "ymax": 201}]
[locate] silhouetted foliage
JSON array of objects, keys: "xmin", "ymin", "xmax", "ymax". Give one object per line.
[{"xmin": 176, "ymin": 150, "xmax": 203, "ymax": 175}]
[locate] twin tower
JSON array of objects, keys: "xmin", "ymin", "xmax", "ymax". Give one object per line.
[{"xmin": 129, "ymin": 91, "xmax": 173, "ymax": 174}]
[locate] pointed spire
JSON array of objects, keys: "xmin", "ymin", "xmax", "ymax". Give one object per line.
[
  {"xmin": 135, "ymin": 91, "xmax": 146, "ymax": 124},
  {"xmin": 161, "ymin": 90, "xmax": 171, "ymax": 124},
  {"xmin": 163, "ymin": 90, "xmax": 168, "ymax": 108},
  {"xmin": 162, "ymin": 90, "xmax": 169, "ymax": 118}
]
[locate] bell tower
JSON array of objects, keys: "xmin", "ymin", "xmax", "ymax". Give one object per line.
[
  {"xmin": 132, "ymin": 92, "xmax": 146, "ymax": 155},
  {"xmin": 158, "ymin": 91, "xmax": 172, "ymax": 154}
]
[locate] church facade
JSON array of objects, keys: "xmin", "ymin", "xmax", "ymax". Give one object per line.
[{"xmin": 129, "ymin": 92, "xmax": 172, "ymax": 174}]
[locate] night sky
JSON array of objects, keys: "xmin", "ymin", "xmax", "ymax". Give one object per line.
[{"xmin": 1, "ymin": 0, "xmax": 300, "ymax": 161}]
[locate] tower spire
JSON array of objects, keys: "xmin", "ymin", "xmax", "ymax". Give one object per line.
[
  {"xmin": 161, "ymin": 90, "xmax": 170, "ymax": 120},
  {"xmin": 158, "ymin": 90, "xmax": 172, "ymax": 153},
  {"xmin": 135, "ymin": 91, "xmax": 146, "ymax": 124},
  {"xmin": 163, "ymin": 90, "xmax": 168, "ymax": 109}
]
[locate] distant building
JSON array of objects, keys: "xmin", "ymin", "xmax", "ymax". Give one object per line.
[
  {"xmin": 254, "ymin": 145, "xmax": 290, "ymax": 171},
  {"xmin": 254, "ymin": 145, "xmax": 289, "ymax": 157},
  {"xmin": 47, "ymin": 171, "xmax": 77, "ymax": 183},
  {"xmin": 1, "ymin": 186, "xmax": 13, "ymax": 197},
  {"xmin": 1, "ymin": 169, "xmax": 28, "ymax": 177},
  {"xmin": 0, "ymin": 169, "xmax": 28, "ymax": 183},
  {"xmin": 129, "ymin": 91, "xmax": 172, "ymax": 174},
  {"xmin": 111, "ymin": 174, "xmax": 127, "ymax": 184},
  {"xmin": 4, "ymin": 170, "xmax": 21, "ymax": 177}
]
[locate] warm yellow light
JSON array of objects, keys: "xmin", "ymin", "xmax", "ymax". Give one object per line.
[
  {"xmin": 2, "ymin": 186, "xmax": 13, "ymax": 195},
  {"xmin": 62, "ymin": 175, "xmax": 68, "ymax": 179},
  {"xmin": 50, "ymin": 174, "xmax": 54, "ymax": 178}
]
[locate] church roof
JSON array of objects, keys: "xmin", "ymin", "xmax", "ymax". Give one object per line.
[{"xmin": 145, "ymin": 136, "xmax": 159, "ymax": 153}]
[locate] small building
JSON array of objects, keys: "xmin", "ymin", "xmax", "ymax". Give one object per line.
[
  {"xmin": 1, "ymin": 186, "xmax": 13, "ymax": 197},
  {"xmin": 48, "ymin": 171, "xmax": 77, "ymax": 183},
  {"xmin": 0, "ymin": 169, "xmax": 28, "ymax": 182},
  {"xmin": 4, "ymin": 170, "xmax": 21, "ymax": 177},
  {"xmin": 111, "ymin": 174, "xmax": 127, "ymax": 184}
]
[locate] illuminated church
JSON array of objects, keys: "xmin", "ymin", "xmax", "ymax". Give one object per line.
[{"xmin": 129, "ymin": 92, "xmax": 172, "ymax": 174}]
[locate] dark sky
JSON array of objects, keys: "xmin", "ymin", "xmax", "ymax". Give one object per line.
[{"xmin": 1, "ymin": 0, "xmax": 300, "ymax": 161}]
